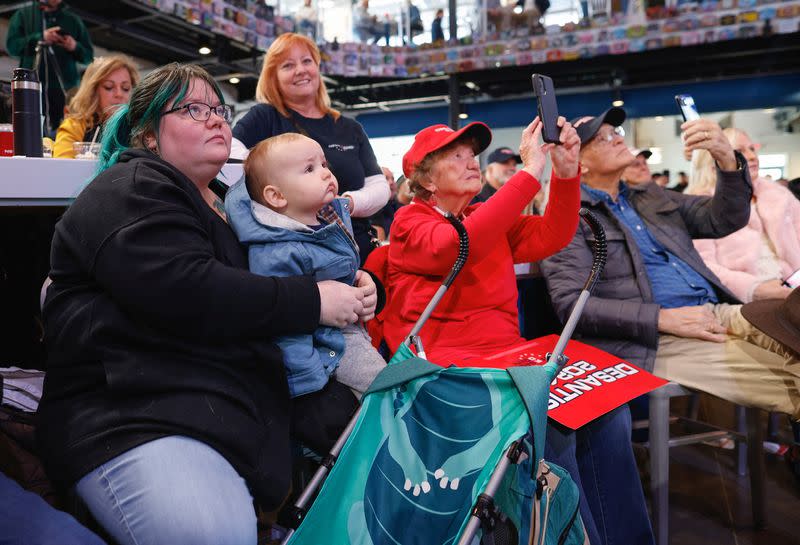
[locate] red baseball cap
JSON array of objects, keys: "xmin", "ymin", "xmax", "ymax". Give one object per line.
[{"xmin": 402, "ymin": 122, "xmax": 492, "ymax": 178}]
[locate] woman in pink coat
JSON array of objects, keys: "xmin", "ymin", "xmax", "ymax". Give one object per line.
[{"xmin": 687, "ymin": 128, "xmax": 800, "ymax": 302}]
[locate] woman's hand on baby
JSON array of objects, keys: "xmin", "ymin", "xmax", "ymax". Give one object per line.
[
  {"xmin": 519, "ymin": 117, "xmax": 548, "ymax": 181},
  {"xmin": 550, "ymin": 118, "xmax": 580, "ymax": 179},
  {"xmin": 355, "ymin": 270, "xmax": 378, "ymax": 321},
  {"xmin": 318, "ymin": 280, "xmax": 364, "ymax": 327}
]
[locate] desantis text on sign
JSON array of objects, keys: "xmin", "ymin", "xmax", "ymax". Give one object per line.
[
  {"xmin": 549, "ymin": 360, "xmax": 641, "ymax": 410},
  {"xmin": 478, "ymin": 335, "xmax": 668, "ymax": 429}
]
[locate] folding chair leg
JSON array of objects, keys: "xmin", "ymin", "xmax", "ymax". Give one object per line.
[
  {"xmin": 736, "ymin": 405, "xmax": 747, "ymax": 477},
  {"xmin": 766, "ymin": 412, "xmax": 781, "ymax": 441},
  {"xmin": 745, "ymin": 407, "xmax": 766, "ymax": 529},
  {"xmin": 649, "ymin": 392, "xmax": 670, "ymax": 545},
  {"xmin": 686, "ymin": 392, "xmax": 700, "ymax": 421}
]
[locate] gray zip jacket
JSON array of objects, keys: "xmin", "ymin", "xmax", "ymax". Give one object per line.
[{"xmin": 541, "ymin": 155, "xmax": 751, "ymax": 372}]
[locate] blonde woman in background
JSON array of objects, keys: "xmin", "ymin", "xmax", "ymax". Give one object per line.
[
  {"xmin": 687, "ymin": 127, "xmax": 800, "ymax": 302},
  {"xmin": 54, "ymin": 55, "xmax": 139, "ymax": 158}
]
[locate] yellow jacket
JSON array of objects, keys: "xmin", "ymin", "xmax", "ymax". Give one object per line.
[{"xmin": 54, "ymin": 117, "xmax": 94, "ymax": 159}]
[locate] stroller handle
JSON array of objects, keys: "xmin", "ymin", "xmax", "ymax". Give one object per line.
[
  {"xmin": 579, "ymin": 208, "xmax": 607, "ymax": 293},
  {"xmin": 404, "ymin": 213, "xmax": 469, "ymax": 355},
  {"xmin": 442, "ymin": 213, "xmax": 470, "ymax": 287},
  {"xmin": 546, "ymin": 208, "xmax": 608, "ymax": 372}
]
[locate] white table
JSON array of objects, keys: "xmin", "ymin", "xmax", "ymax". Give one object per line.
[{"xmin": 0, "ymin": 157, "xmax": 244, "ymax": 206}]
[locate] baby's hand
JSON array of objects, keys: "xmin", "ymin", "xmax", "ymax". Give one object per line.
[{"xmin": 354, "ymin": 271, "xmax": 377, "ymax": 321}]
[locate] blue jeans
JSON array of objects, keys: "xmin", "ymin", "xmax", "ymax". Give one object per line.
[
  {"xmin": 545, "ymin": 405, "xmax": 654, "ymax": 545},
  {"xmin": 76, "ymin": 436, "xmax": 257, "ymax": 545},
  {"xmin": 0, "ymin": 471, "xmax": 106, "ymax": 545}
]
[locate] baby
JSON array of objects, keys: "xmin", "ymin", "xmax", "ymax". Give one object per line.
[{"xmin": 225, "ymin": 132, "xmax": 386, "ymax": 399}]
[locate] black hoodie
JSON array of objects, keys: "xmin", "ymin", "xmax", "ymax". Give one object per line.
[{"xmin": 37, "ymin": 149, "xmax": 320, "ymax": 508}]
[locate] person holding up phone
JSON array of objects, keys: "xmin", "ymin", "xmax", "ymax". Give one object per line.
[
  {"xmin": 686, "ymin": 126, "xmax": 800, "ymax": 302},
  {"xmin": 380, "ymin": 118, "xmax": 657, "ymax": 545},
  {"xmin": 541, "ymin": 106, "xmax": 800, "ymax": 458},
  {"xmin": 382, "ymin": 116, "xmax": 581, "ymax": 364},
  {"xmin": 5, "ymin": 0, "xmax": 94, "ymax": 131}
]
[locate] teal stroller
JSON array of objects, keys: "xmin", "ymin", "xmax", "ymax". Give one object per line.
[{"xmin": 281, "ymin": 209, "xmax": 607, "ymax": 545}]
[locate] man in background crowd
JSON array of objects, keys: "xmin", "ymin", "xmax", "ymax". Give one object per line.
[
  {"xmin": 6, "ymin": 0, "xmax": 93, "ymax": 133},
  {"xmin": 431, "ymin": 9, "xmax": 445, "ymax": 42},
  {"xmin": 353, "ymin": 0, "xmax": 390, "ymax": 45},
  {"xmin": 402, "ymin": 0, "xmax": 424, "ymax": 44},
  {"xmin": 653, "ymin": 170, "xmax": 669, "ymax": 187},
  {"xmin": 295, "ymin": 0, "xmax": 318, "ymax": 39},
  {"xmin": 671, "ymin": 170, "xmax": 689, "ymax": 192},
  {"xmin": 622, "ymin": 148, "xmax": 653, "ymax": 186},
  {"xmin": 472, "ymin": 146, "xmax": 522, "ymax": 203}
]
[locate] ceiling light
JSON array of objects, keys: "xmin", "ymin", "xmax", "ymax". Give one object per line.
[
  {"xmin": 198, "ymin": 46, "xmax": 212, "ymax": 55},
  {"xmin": 229, "ymin": 77, "xmax": 240, "ymax": 84},
  {"xmin": 458, "ymin": 112, "xmax": 469, "ymax": 120},
  {"xmin": 612, "ymin": 99, "xmax": 624, "ymax": 107}
]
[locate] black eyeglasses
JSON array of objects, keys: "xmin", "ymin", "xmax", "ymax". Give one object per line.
[{"xmin": 163, "ymin": 102, "xmax": 233, "ymax": 124}]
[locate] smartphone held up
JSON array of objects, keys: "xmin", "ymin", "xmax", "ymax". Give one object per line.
[
  {"xmin": 675, "ymin": 94, "xmax": 700, "ymax": 122},
  {"xmin": 532, "ymin": 74, "xmax": 561, "ymax": 144}
]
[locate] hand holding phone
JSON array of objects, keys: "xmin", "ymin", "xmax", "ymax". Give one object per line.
[
  {"xmin": 43, "ymin": 26, "xmax": 61, "ymax": 44},
  {"xmin": 675, "ymin": 94, "xmax": 700, "ymax": 122},
  {"xmin": 532, "ymin": 74, "xmax": 561, "ymax": 144}
]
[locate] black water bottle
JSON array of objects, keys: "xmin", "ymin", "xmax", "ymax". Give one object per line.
[{"xmin": 11, "ymin": 68, "xmax": 43, "ymax": 157}]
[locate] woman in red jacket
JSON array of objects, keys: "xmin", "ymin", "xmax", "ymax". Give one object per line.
[
  {"xmin": 383, "ymin": 117, "xmax": 580, "ymax": 360},
  {"xmin": 382, "ymin": 117, "xmax": 655, "ymax": 545}
]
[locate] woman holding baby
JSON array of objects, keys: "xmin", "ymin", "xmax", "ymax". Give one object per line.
[
  {"xmin": 231, "ymin": 32, "xmax": 390, "ymax": 263},
  {"xmin": 36, "ymin": 63, "xmax": 377, "ymax": 545}
]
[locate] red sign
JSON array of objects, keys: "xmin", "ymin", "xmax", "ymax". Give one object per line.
[
  {"xmin": 454, "ymin": 335, "xmax": 668, "ymax": 430},
  {"xmin": 0, "ymin": 125, "xmax": 13, "ymax": 157}
]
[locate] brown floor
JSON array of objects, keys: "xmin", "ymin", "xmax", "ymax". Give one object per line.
[{"xmin": 636, "ymin": 397, "xmax": 800, "ymax": 545}]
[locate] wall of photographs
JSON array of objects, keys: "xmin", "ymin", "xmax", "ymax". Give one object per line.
[{"xmin": 137, "ymin": 0, "xmax": 799, "ymax": 78}]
